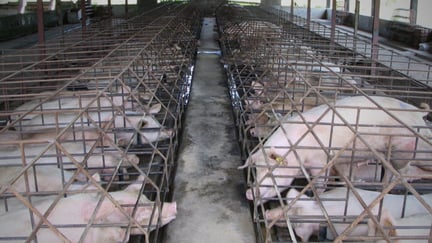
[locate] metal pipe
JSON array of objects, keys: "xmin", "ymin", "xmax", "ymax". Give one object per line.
[
  {"xmin": 36, "ymin": 0, "xmax": 45, "ymax": 44},
  {"xmin": 354, "ymin": 0, "xmax": 359, "ymax": 51},
  {"xmin": 290, "ymin": 0, "xmax": 294, "ymax": 21},
  {"xmin": 306, "ymin": 0, "xmax": 311, "ymax": 27},
  {"xmin": 330, "ymin": 0, "xmax": 336, "ymax": 50},
  {"xmin": 80, "ymin": 0, "xmax": 87, "ymax": 31},
  {"xmin": 410, "ymin": 0, "xmax": 418, "ymax": 25},
  {"xmin": 371, "ymin": 0, "xmax": 380, "ymax": 75}
]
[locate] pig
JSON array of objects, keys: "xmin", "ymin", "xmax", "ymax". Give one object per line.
[
  {"xmin": 10, "ymin": 90, "xmax": 135, "ymax": 127},
  {"xmin": 265, "ymin": 187, "xmax": 432, "ymax": 242},
  {"xmin": 0, "ymin": 176, "xmax": 177, "ymax": 242},
  {"xmin": 286, "ymin": 60, "xmax": 358, "ymax": 87},
  {"xmin": 0, "ymin": 140, "xmax": 140, "ymax": 176},
  {"xmin": 0, "ymin": 173, "xmax": 101, "ymax": 213},
  {"xmin": 11, "ymin": 89, "xmax": 137, "ymax": 113},
  {"xmin": 248, "ymin": 113, "xmax": 288, "ymax": 138},
  {"xmin": 333, "ymin": 160, "xmax": 432, "ymax": 183},
  {"xmin": 368, "ymin": 211, "xmax": 432, "ymax": 243},
  {"xmin": 108, "ymin": 105, "xmax": 174, "ymax": 145},
  {"xmin": 0, "ymin": 165, "xmax": 100, "ymax": 193},
  {"xmin": 245, "ymin": 94, "xmax": 330, "ymax": 138},
  {"xmin": 240, "ymin": 96, "xmax": 431, "ymax": 202},
  {"xmin": 10, "ymin": 100, "xmax": 172, "ymax": 144}
]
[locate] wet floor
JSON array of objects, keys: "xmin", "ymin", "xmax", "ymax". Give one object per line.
[{"xmin": 163, "ymin": 17, "xmax": 255, "ymax": 243}]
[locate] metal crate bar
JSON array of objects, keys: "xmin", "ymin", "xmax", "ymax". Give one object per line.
[{"xmin": 217, "ymin": 4, "xmax": 432, "ymax": 243}]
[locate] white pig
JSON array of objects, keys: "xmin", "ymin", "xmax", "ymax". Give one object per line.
[
  {"xmin": 0, "ymin": 165, "xmax": 99, "ymax": 193},
  {"xmin": 240, "ymin": 96, "xmax": 431, "ymax": 202},
  {"xmin": 10, "ymin": 102, "xmax": 173, "ymax": 145},
  {"xmin": 10, "ymin": 90, "xmax": 135, "ymax": 130},
  {"xmin": 0, "ymin": 141, "xmax": 140, "ymax": 175},
  {"xmin": 107, "ymin": 104, "xmax": 174, "ymax": 145},
  {"xmin": 334, "ymin": 160, "xmax": 432, "ymax": 183},
  {"xmin": 265, "ymin": 187, "xmax": 432, "ymax": 242},
  {"xmin": 0, "ymin": 177, "xmax": 177, "ymax": 242},
  {"xmin": 369, "ymin": 211, "xmax": 432, "ymax": 243},
  {"xmin": 11, "ymin": 90, "xmax": 135, "ymax": 116},
  {"xmin": 287, "ymin": 61, "xmax": 358, "ymax": 86},
  {"xmin": 0, "ymin": 173, "xmax": 101, "ymax": 213}
]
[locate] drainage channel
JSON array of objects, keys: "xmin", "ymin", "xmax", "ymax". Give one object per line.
[{"xmin": 164, "ymin": 17, "xmax": 255, "ymax": 243}]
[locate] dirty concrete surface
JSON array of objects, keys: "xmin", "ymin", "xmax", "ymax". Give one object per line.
[{"xmin": 164, "ymin": 17, "xmax": 256, "ymax": 243}]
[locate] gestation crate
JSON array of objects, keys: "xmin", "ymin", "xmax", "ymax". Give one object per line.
[
  {"xmin": 0, "ymin": 3, "xmax": 200, "ymax": 242},
  {"xmin": 217, "ymin": 4, "xmax": 432, "ymax": 243}
]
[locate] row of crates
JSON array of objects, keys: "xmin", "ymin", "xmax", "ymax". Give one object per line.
[
  {"xmin": 0, "ymin": 3, "xmax": 201, "ymax": 242},
  {"xmin": 217, "ymin": 4, "xmax": 432, "ymax": 242}
]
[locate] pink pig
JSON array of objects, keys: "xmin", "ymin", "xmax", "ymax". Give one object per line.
[
  {"xmin": 240, "ymin": 96, "xmax": 431, "ymax": 202},
  {"xmin": 0, "ymin": 176, "xmax": 177, "ymax": 242}
]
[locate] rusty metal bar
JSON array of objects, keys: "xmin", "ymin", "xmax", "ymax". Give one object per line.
[
  {"xmin": 371, "ymin": 0, "xmax": 380, "ymax": 76},
  {"xmin": 217, "ymin": 4, "xmax": 432, "ymax": 243},
  {"xmin": 0, "ymin": 3, "xmax": 200, "ymax": 242},
  {"xmin": 330, "ymin": 0, "xmax": 336, "ymax": 50},
  {"xmin": 36, "ymin": 0, "xmax": 45, "ymax": 44}
]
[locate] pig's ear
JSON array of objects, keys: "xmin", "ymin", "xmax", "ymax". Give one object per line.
[{"xmin": 147, "ymin": 103, "xmax": 161, "ymax": 114}]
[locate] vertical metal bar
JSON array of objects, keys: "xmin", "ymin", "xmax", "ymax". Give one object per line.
[
  {"xmin": 354, "ymin": 0, "xmax": 359, "ymax": 51},
  {"xmin": 371, "ymin": 0, "xmax": 380, "ymax": 75},
  {"xmin": 125, "ymin": 0, "xmax": 129, "ymax": 19},
  {"xmin": 307, "ymin": 0, "xmax": 311, "ymax": 27},
  {"xmin": 81, "ymin": 0, "xmax": 87, "ymax": 31},
  {"xmin": 36, "ymin": 0, "xmax": 45, "ymax": 44},
  {"xmin": 330, "ymin": 0, "xmax": 336, "ymax": 50},
  {"xmin": 290, "ymin": 0, "xmax": 294, "ymax": 21},
  {"xmin": 410, "ymin": 0, "xmax": 418, "ymax": 25},
  {"xmin": 344, "ymin": 0, "xmax": 349, "ymax": 11},
  {"xmin": 55, "ymin": 0, "xmax": 63, "ymax": 34}
]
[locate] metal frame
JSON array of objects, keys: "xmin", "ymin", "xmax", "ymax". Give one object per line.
[
  {"xmin": 217, "ymin": 4, "xmax": 432, "ymax": 243},
  {"xmin": 0, "ymin": 3, "xmax": 200, "ymax": 242}
]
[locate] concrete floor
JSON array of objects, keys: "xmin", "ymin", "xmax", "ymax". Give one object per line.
[{"xmin": 164, "ymin": 17, "xmax": 256, "ymax": 243}]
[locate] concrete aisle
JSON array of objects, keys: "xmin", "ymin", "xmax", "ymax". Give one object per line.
[{"xmin": 164, "ymin": 17, "xmax": 255, "ymax": 243}]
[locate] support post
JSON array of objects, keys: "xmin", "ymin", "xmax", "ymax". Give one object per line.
[
  {"xmin": 37, "ymin": 0, "xmax": 45, "ymax": 44},
  {"xmin": 409, "ymin": 0, "xmax": 418, "ymax": 25},
  {"xmin": 306, "ymin": 0, "xmax": 311, "ymax": 27},
  {"xmin": 290, "ymin": 0, "xmax": 294, "ymax": 21},
  {"xmin": 56, "ymin": 0, "xmax": 63, "ymax": 33},
  {"xmin": 108, "ymin": 0, "xmax": 112, "ymax": 17},
  {"xmin": 125, "ymin": 0, "xmax": 128, "ymax": 19},
  {"xmin": 354, "ymin": 0, "xmax": 359, "ymax": 50},
  {"xmin": 80, "ymin": 0, "xmax": 87, "ymax": 31},
  {"xmin": 371, "ymin": 0, "xmax": 380, "ymax": 75},
  {"xmin": 330, "ymin": 0, "xmax": 336, "ymax": 49}
]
